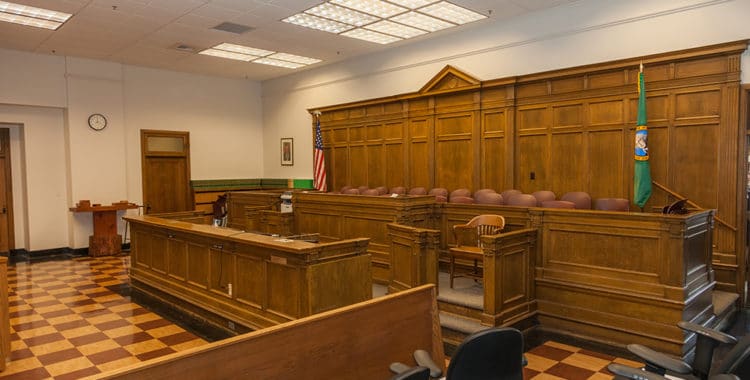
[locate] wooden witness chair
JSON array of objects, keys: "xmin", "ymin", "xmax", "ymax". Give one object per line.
[{"xmin": 449, "ymin": 215, "xmax": 505, "ymax": 288}]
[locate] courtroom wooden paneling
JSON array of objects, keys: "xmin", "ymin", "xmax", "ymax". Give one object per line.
[
  {"xmin": 225, "ymin": 191, "xmax": 284, "ymax": 230},
  {"xmin": 1, "ymin": 257, "xmax": 8, "ymax": 372},
  {"xmin": 91, "ymin": 285, "xmax": 443, "ymax": 380},
  {"xmin": 533, "ymin": 209, "xmax": 715, "ymax": 356},
  {"xmin": 293, "ymin": 193, "xmax": 437, "ymax": 283},
  {"xmin": 126, "ymin": 216, "xmax": 371, "ymax": 331},
  {"xmin": 310, "ymin": 41, "xmax": 747, "ymax": 296},
  {"xmin": 387, "ymin": 223, "xmax": 440, "ymax": 294}
]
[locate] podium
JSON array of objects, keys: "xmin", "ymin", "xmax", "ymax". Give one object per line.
[{"xmin": 70, "ymin": 200, "xmax": 138, "ymax": 256}]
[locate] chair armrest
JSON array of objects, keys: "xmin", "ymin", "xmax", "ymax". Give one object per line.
[
  {"xmin": 677, "ymin": 321, "xmax": 737, "ymax": 345},
  {"xmin": 389, "ymin": 362, "xmax": 412, "ymax": 374},
  {"xmin": 607, "ymin": 363, "xmax": 670, "ymax": 380},
  {"xmin": 626, "ymin": 344, "xmax": 693, "ymax": 375},
  {"xmin": 413, "ymin": 349, "xmax": 442, "ymax": 378}
]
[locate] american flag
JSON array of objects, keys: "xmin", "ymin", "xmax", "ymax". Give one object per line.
[{"xmin": 313, "ymin": 116, "xmax": 327, "ymax": 192}]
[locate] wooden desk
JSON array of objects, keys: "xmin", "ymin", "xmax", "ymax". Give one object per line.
[
  {"xmin": 70, "ymin": 201, "xmax": 139, "ymax": 256},
  {"xmin": 126, "ymin": 215, "xmax": 372, "ymax": 331},
  {"xmin": 1, "ymin": 257, "xmax": 9, "ymax": 372}
]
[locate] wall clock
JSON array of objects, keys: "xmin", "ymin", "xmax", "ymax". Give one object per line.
[{"xmin": 88, "ymin": 113, "xmax": 107, "ymax": 131}]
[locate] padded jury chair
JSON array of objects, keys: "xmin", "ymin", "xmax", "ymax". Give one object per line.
[
  {"xmin": 595, "ymin": 198, "xmax": 630, "ymax": 211},
  {"xmin": 561, "ymin": 191, "xmax": 592, "ymax": 209},
  {"xmin": 500, "ymin": 189, "xmax": 522, "ymax": 203},
  {"xmin": 505, "ymin": 194, "xmax": 538, "ymax": 207},
  {"xmin": 531, "ymin": 190, "xmax": 556, "ymax": 206},
  {"xmin": 408, "ymin": 187, "xmax": 427, "ymax": 196},
  {"xmin": 390, "ymin": 186, "xmax": 407, "ymax": 195},
  {"xmin": 449, "ymin": 215, "xmax": 505, "ymax": 288},
  {"xmin": 475, "ymin": 191, "xmax": 504, "ymax": 205},
  {"xmin": 391, "ymin": 327, "xmax": 525, "ymax": 380}
]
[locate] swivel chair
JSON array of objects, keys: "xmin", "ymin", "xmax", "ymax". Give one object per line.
[
  {"xmin": 390, "ymin": 327, "xmax": 525, "ymax": 380},
  {"xmin": 608, "ymin": 363, "xmax": 739, "ymax": 380},
  {"xmin": 625, "ymin": 321, "xmax": 750, "ymax": 380}
]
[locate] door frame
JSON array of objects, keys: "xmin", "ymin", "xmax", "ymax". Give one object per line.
[
  {"xmin": 0, "ymin": 127, "xmax": 14, "ymax": 252},
  {"xmin": 140, "ymin": 129, "xmax": 193, "ymax": 214}
]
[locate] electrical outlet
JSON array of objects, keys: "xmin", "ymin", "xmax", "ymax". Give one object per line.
[
  {"xmin": 228, "ymin": 321, "xmax": 235, "ymax": 330},
  {"xmin": 530, "ymin": 171, "xmax": 536, "ymax": 180}
]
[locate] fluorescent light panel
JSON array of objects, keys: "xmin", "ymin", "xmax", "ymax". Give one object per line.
[
  {"xmin": 331, "ymin": 0, "xmax": 407, "ymax": 18},
  {"xmin": 418, "ymin": 1, "xmax": 487, "ymax": 25},
  {"xmin": 283, "ymin": 12, "xmax": 353, "ymax": 33},
  {"xmin": 0, "ymin": 1, "xmax": 71, "ymax": 30},
  {"xmin": 341, "ymin": 28, "xmax": 401, "ymax": 44},
  {"xmin": 284, "ymin": 0, "xmax": 485, "ymax": 45},
  {"xmin": 199, "ymin": 43, "xmax": 321, "ymax": 69},
  {"xmin": 365, "ymin": 19, "xmax": 426, "ymax": 39},
  {"xmin": 305, "ymin": 3, "xmax": 378, "ymax": 27}
]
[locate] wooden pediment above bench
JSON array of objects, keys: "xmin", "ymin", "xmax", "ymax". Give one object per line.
[{"xmin": 419, "ymin": 64, "xmax": 481, "ymax": 95}]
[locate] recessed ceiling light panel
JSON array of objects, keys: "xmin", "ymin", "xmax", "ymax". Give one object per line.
[
  {"xmin": 386, "ymin": 0, "xmax": 438, "ymax": 9},
  {"xmin": 365, "ymin": 19, "xmax": 426, "ymax": 39},
  {"xmin": 331, "ymin": 0, "xmax": 407, "ymax": 18},
  {"xmin": 341, "ymin": 28, "xmax": 402, "ymax": 44},
  {"xmin": 268, "ymin": 53, "xmax": 321, "ymax": 65},
  {"xmin": 283, "ymin": 12, "xmax": 354, "ymax": 33},
  {"xmin": 418, "ymin": 1, "xmax": 487, "ymax": 24},
  {"xmin": 0, "ymin": 0, "xmax": 71, "ymax": 30},
  {"xmin": 305, "ymin": 3, "xmax": 378, "ymax": 27},
  {"xmin": 214, "ymin": 43, "xmax": 273, "ymax": 57},
  {"xmin": 390, "ymin": 11, "xmax": 454, "ymax": 32},
  {"xmin": 198, "ymin": 49, "xmax": 254, "ymax": 62},
  {"xmin": 253, "ymin": 58, "xmax": 305, "ymax": 69}
]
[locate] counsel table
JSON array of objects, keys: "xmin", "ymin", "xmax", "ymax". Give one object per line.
[{"xmin": 70, "ymin": 200, "xmax": 139, "ymax": 256}]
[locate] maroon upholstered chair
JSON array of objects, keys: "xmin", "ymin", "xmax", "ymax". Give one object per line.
[
  {"xmin": 343, "ymin": 188, "xmax": 360, "ymax": 195},
  {"xmin": 362, "ymin": 189, "xmax": 380, "ymax": 196},
  {"xmin": 374, "ymin": 186, "xmax": 389, "ymax": 195},
  {"xmin": 339, "ymin": 185, "xmax": 353, "ymax": 194},
  {"xmin": 357, "ymin": 186, "xmax": 369, "ymax": 193},
  {"xmin": 429, "ymin": 188, "xmax": 449, "ymax": 197},
  {"xmin": 449, "ymin": 188, "xmax": 472, "ymax": 200},
  {"xmin": 473, "ymin": 188, "xmax": 497, "ymax": 197},
  {"xmin": 449, "ymin": 196, "xmax": 474, "ymax": 204},
  {"xmin": 541, "ymin": 200, "xmax": 575, "ymax": 209},
  {"xmin": 408, "ymin": 187, "xmax": 427, "ymax": 195},
  {"xmin": 561, "ymin": 191, "xmax": 592, "ymax": 209},
  {"xmin": 505, "ymin": 193, "xmax": 537, "ymax": 207},
  {"xmin": 389, "ymin": 186, "xmax": 406, "ymax": 195},
  {"xmin": 500, "ymin": 189, "xmax": 522, "ymax": 203},
  {"xmin": 474, "ymin": 191, "xmax": 504, "ymax": 205},
  {"xmin": 595, "ymin": 198, "xmax": 630, "ymax": 211},
  {"xmin": 531, "ymin": 190, "xmax": 556, "ymax": 206},
  {"xmin": 435, "ymin": 195, "xmax": 448, "ymax": 203}
]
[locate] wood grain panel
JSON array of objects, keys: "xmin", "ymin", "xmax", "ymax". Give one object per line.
[
  {"xmin": 308, "ymin": 255, "xmax": 373, "ymax": 314},
  {"xmin": 332, "ymin": 146, "xmax": 348, "ymax": 191},
  {"xmin": 588, "ymin": 129, "xmax": 625, "ymax": 198},
  {"xmin": 589, "ymin": 100, "xmax": 624, "ymax": 126},
  {"xmin": 186, "ymin": 243, "xmax": 209, "ymax": 289},
  {"xmin": 588, "ymin": 70, "xmax": 626, "ymax": 89},
  {"xmin": 435, "ymin": 114, "xmax": 472, "ymax": 135},
  {"xmin": 167, "ymin": 238, "xmax": 187, "ymax": 281},
  {"xmin": 550, "ymin": 132, "xmax": 583, "ymax": 194},
  {"xmin": 350, "ymin": 126, "xmax": 365, "ymax": 142},
  {"xmin": 133, "ymin": 230, "xmax": 151, "ymax": 269},
  {"xmin": 385, "ymin": 121, "xmax": 404, "ymax": 139},
  {"xmin": 350, "ymin": 146, "xmax": 367, "ymax": 186},
  {"xmin": 436, "ymin": 139, "xmax": 472, "ymax": 190},
  {"xmin": 483, "ymin": 112, "xmax": 506, "ymax": 191},
  {"xmin": 671, "ymin": 123, "xmax": 718, "ymax": 208},
  {"xmin": 151, "ymin": 234, "xmax": 167, "ymax": 274},
  {"xmin": 209, "ymin": 246, "xmax": 233, "ymax": 299},
  {"xmin": 518, "ymin": 107, "xmax": 549, "ymax": 131},
  {"xmin": 675, "ymin": 90, "xmax": 720, "ymax": 119},
  {"xmin": 410, "ymin": 141, "xmax": 429, "ymax": 188},
  {"xmin": 367, "ymin": 144, "xmax": 385, "ymax": 185},
  {"xmin": 675, "ymin": 56, "xmax": 728, "ymax": 78},
  {"xmin": 267, "ymin": 263, "xmax": 301, "ymax": 319},
  {"xmin": 386, "ymin": 143, "xmax": 405, "ymax": 187},
  {"xmin": 551, "ymin": 77, "xmax": 584, "ymax": 94},
  {"xmin": 235, "ymin": 254, "xmax": 264, "ymax": 308},
  {"xmin": 517, "ymin": 134, "xmax": 547, "ymax": 192},
  {"xmin": 553, "ymin": 104, "xmax": 582, "ymax": 128},
  {"xmin": 517, "ymin": 81, "xmax": 548, "ymax": 98},
  {"xmin": 332, "ymin": 128, "xmax": 347, "ymax": 143},
  {"xmin": 367, "ymin": 124, "xmax": 383, "ymax": 141}
]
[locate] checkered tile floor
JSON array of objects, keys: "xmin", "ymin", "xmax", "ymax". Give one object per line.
[
  {"xmin": 0, "ymin": 255, "xmax": 644, "ymax": 379},
  {"xmin": 1, "ymin": 255, "xmax": 208, "ymax": 379}
]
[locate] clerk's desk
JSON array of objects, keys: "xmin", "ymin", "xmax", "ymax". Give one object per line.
[{"xmin": 125, "ymin": 215, "xmax": 372, "ymax": 331}]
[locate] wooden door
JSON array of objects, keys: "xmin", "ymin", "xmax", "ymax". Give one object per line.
[
  {"xmin": 0, "ymin": 129, "xmax": 13, "ymax": 253},
  {"xmin": 141, "ymin": 130, "xmax": 193, "ymax": 214}
]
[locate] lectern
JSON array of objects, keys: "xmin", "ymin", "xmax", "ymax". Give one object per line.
[{"xmin": 70, "ymin": 200, "xmax": 138, "ymax": 256}]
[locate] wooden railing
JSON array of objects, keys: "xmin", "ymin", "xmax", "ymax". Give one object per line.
[{"xmin": 652, "ymin": 180, "xmax": 735, "ymax": 231}]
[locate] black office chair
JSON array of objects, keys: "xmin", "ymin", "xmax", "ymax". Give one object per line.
[
  {"xmin": 625, "ymin": 321, "xmax": 750, "ymax": 380},
  {"xmin": 608, "ymin": 363, "xmax": 739, "ymax": 380},
  {"xmin": 390, "ymin": 366, "xmax": 430, "ymax": 380},
  {"xmin": 390, "ymin": 327, "xmax": 525, "ymax": 380}
]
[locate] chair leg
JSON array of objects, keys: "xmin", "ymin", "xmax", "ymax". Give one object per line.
[{"xmin": 450, "ymin": 256, "xmax": 455, "ymax": 288}]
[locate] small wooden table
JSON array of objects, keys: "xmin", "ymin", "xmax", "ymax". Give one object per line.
[{"xmin": 70, "ymin": 200, "xmax": 138, "ymax": 256}]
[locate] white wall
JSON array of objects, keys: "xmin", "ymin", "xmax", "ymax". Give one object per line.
[
  {"xmin": 261, "ymin": 0, "xmax": 750, "ymax": 180},
  {"xmin": 0, "ymin": 49, "xmax": 263, "ymax": 251}
]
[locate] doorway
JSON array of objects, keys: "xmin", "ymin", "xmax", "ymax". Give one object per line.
[
  {"xmin": 0, "ymin": 128, "xmax": 13, "ymax": 253},
  {"xmin": 140, "ymin": 130, "xmax": 193, "ymax": 214}
]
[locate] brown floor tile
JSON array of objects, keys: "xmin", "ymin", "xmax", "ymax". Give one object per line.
[
  {"xmin": 135, "ymin": 347, "xmax": 177, "ymax": 361},
  {"xmin": 159, "ymin": 331, "xmax": 200, "ymax": 346},
  {"xmin": 135, "ymin": 318, "xmax": 173, "ymax": 331},
  {"xmin": 54, "ymin": 366, "xmax": 102, "ymax": 380},
  {"xmin": 0, "ymin": 366, "xmax": 52, "ymax": 379},
  {"xmin": 112, "ymin": 331, "xmax": 154, "ymax": 346},
  {"xmin": 545, "ymin": 362, "xmax": 596, "ymax": 379},
  {"xmin": 22, "ymin": 331, "xmax": 66, "ymax": 346},
  {"xmin": 68, "ymin": 331, "xmax": 110, "ymax": 346},
  {"xmin": 87, "ymin": 347, "xmax": 134, "ymax": 365},
  {"xmin": 529, "ymin": 344, "xmax": 576, "ymax": 361},
  {"xmin": 36, "ymin": 347, "xmax": 84, "ymax": 366},
  {"xmin": 52, "ymin": 319, "xmax": 91, "ymax": 332}
]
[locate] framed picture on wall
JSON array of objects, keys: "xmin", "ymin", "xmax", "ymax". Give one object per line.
[{"xmin": 281, "ymin": 138, "xmax": 294, "ymax": 166}]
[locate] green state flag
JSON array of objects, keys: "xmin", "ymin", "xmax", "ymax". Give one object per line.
[{"xmin": 634, "ymin": 64, "xmax": 652, "ymax": 209}]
